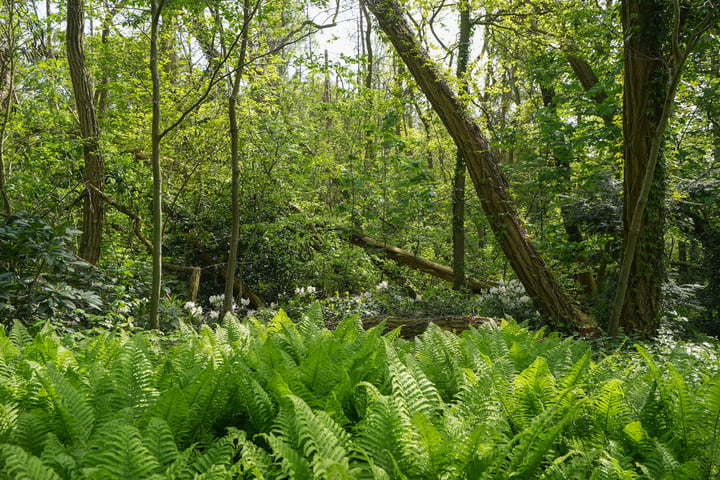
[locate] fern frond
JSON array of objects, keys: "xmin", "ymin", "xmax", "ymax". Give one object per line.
[
  {"xmin": 0, "ymin": 402, "xmax": 17, "ymax": 443},
  {"xmin": 355, "ymin": 382, "xmax": 427, "ymax": 477},
  {"xmin": 147, "ymin": 384, "xmax": 190, "ymax": 444},
  {"xmin": 386, "ymin": 342, "xmax": 441, "ymax": 419},
  {"xmin": 8, "ymin": 411, "xmax": 49, "ymax": 456},
  {"xmin": 83, "ymin": 421, "xmax": 159, "ymax": 480},
  {"xmin": 506, "ymin": 357, "xmax": 557, "ymax": 429},
  {"xmin": 696, "ymin": 372, "xmax": 720, "ymax": 480},
  {"xmin": 593, "ymin": 378, "xmax": 631, "ymax": 437},
  {"xmin": 39, "ymin": 432, "xmax": 80, "ymax": 479},
  {"xmin": 39, "ymin": 363, "xmax": 95, "ymax": 446},
  {"xmin": 188, "ymin": 428, "xmax": 243, "ymax": 476},
  {"xmin": 108, "ymin": 334, "xmax": 159, "ymax": 418},
  {"xmin": 272, "ymin": 394, "xmax": 353, "ymax": 476},
  {"xmin": 0, "ymin": 444, "xmax": 62, "ymax": 480},
  {"xmin": 298, "ymin": 338, "xmax": 342, "ymax": 400},
  {"xmin": 415, "ymin": 323, "xmax": 465, "ymax": 401},
  {"xmin": 220, "ymin": 314, "xmax": 250, "ymax": 345},
  {"xmin": 264, "ymin": 432, "xmax": 313, "ymax": 479},
  {"xmin": 298, "ymin": 301, "xmax": 325, "ymax": 341},
  {"xmin": 9, "ymin": 321, "xmax": 32, "ymax": 351},
  {"xmin": 142, "ymin": 417, "xmax": 179, "ymax": 468},
  {"xmin": 236, "ymin": 373, "xmax": 277, "ymax": 433},
  {"xmin": 268, "ymin": 310, "xmax": 307, "ymax": 365},
  {"xmin": 183, "ymin": 363, "xmax": 232, "ymax": 442}
]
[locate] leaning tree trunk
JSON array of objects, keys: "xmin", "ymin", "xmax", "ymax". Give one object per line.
[
  {"xmin": 364, "ymin": 0, "xmax": 595, "ymax": 334},
  {"xmin": 67, "ymin": 0, "xmax": 105, "ymax": 265}
]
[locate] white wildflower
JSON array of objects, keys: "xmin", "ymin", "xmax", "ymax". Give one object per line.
[
  {"xmin": 184, "ymin": 301, "xmax": 196, "ymax": 310},
  {"xmin": 306, "ymin": 286, "xmax": 317, "ymax": 294},
  {"xmin": 240, "ymin": 297, "xmax": 251, "ymax": 307},
  {"xmin": 376, "ymin": 280, "xmax": 389, "ymax": 291},
  {"xmin": 209, "ymin": 311, "xmax": 219, "ymax": 320}
]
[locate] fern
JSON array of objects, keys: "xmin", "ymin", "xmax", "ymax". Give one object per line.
[
  {"xmin": 414, "ymin": 323, "xmax": 465, "ymax": 401},
  {"xmin": 8, "ymin": 411, "xmax": 49, "ymax": 456},
  {"xmin": 83, "ymin": 421, "xmax": 159, "ymax": 479},
  {"xmin": 142, "ymin": 417, "xmax": 180, "ymax": 468},
  {"xmin": 592, "ymin": 379, "xmax": 631, "ymax": 439},
  {"xmin": 188, "ymin": 428, "xmax": 244, "ymax": 477},
  {"xmin": 697, "ymin": 373, "xmax": 720, "ymax": 479},
  {"xmin": 39, "ymin": 363, "xmax": 95, "ymax": 446},
  {"xmin": 386, "ymin": 342, "xmax": 441, "ymax": 419},
  {"xmin": 8, "ymin": 321, "xmax": 32, "ymax": 351},
  {"xmin": 270, "ymin": 394, "xmax": 354, "ymax": 477},
  {"xmin": 0, "ymin": 444, "xmax": 62, "ymax": 480},
  {"xmin": 147, "ymin": 384, "xmax": 191, "ymax": 444},
  {"xmin": 107, "ymin": 334, "xmax": 159, "ymax": 419}
]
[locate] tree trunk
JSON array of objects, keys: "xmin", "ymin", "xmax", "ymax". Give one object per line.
[
  {"xmin": 451, "ymin": 5, "xmax": 470, "ymax": 290},
  {"xmin": 350, "ymin": 231, "xmax": 493, "ymax": 292},
  {"xmin": 223, "ymin": 0, "xmax": 251, "ymax": 318},
  {"xmin": 0, "ymin": 0, "xmax": 16, "ymax": 217},
  {"xmin": 608, "ymin": 0, "xmax": 717, "ymax": 338},
  {"xmin": 67, "ymin": 0, "xmax": 105, "ymax": 265},
  {"xmin": 616, "ymin": 0, "xmax": 667, "ymax": 336},
  {"xmin": 149, "ymin": 0, "xmax": 163, "ymax": 329},
  {"xmin": 364, "ymin": 0, "xmax": 594, "ymax": 334}
]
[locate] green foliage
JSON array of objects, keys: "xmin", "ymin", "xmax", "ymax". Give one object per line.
[{"xmin": 0, "ymin": 312, "xmax": 718, "ymax": 478}]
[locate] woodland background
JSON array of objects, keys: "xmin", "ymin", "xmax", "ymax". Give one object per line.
[{"xmin": 0, "ymin": 0, "xmax": 719, "ymax": 336}]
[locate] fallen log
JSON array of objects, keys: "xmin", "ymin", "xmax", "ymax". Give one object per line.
[
  {"xmin": 349, "ymin": 232, "xmax": 494, "ymax": 292},
  {"xmin": 361, "ymin": 315, "xmax": 496, "ymax": 338}
]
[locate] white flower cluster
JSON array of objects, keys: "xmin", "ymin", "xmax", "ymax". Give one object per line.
[
  {"xmin": 183, "ymin": 301, "xmax": 203, "ymax": 317},
  {"xmin": 295, "ymin": 286, "xmax": 317, "ymax": 296},
  {"xmin": 376, "ymin": 280, "xmax": 388, "ymax": 291},
  {"xmin": 478, "ymin": 280, "xmax": 538, "ymax": 321}
]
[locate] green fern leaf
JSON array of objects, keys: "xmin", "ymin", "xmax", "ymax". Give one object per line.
[
  {"xmin": 8, "ymin": 321, "xmax": 32, "ymax": 351},
  {"xmin": 148, "ymin": 384, "xmax": 190, "ymax": 443},
  {"xmin": 83, "ymin": 421, "xmax": 159, "ymax": 479},
  {"xmin": 264, "ymin": 432, "xmax": 313, "ymax": 479},
  {"xmin": 236, "ymin": 373, "xmax": 277, "ymax": 433},
  {"xmin": 142, "ymin": 417, "xmax": 179, "ymax": 468},
  {"xmin": 188, "ymin": 428, "xmax": 243, "ymax": 476},
  {"xmin": 0, "ymin": 444, "xmax": 62, "ymax": 480},
  {"xmin": 415, "ymin": 323, "xmax": 465, "ymax": 401},
  {"xmin": 386, "ymin": 342, "xmax": 441, "ymax": 419},
  {"xmin": 109, "ymin": 334, "xmax": 159, "ymax": 417},
  {"xmin": 9, "ymin": 411, "xmax": 49, "ymax": 456},
  {"xmin": 39, "ymin": 363, "xmax": 95, "ymax": 446},
  {"xmin": 593, "ymin": 378, "xmax": 631, "ymax": 437}
]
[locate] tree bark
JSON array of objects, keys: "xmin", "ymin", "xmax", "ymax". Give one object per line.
[
  {"xmin": 451, "ymin": 5, "xmax": 470, "ymax": 290},
  {"xmin": 608, "ymin": 0, "xmax": 717, "ymax": 337},
  {"xmin": 149, "ymin": 0, "xmax": 163, "ymax": 328},
  {"xmin": 223, "ymin": 0, "xmax": 251, "ymax": 318},
  {"xmin": 0, "ymin": 0, "xmax": 16, "ymax": 217},
  {"xmin": 364, "ymin": 0, "xmax": 595, "ymax": 333},
  {"xmin": 67, "ymin": 0, "xmax": 105, "ymax": 265},
  {"xmin": 350, "ymin": 231, "xmax": 493, "ymax": 292}
]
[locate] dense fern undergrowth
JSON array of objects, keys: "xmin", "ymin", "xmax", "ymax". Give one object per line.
[{"xmin": 1, "ymin": 307, "xmax": 719, "ymax": 479}]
